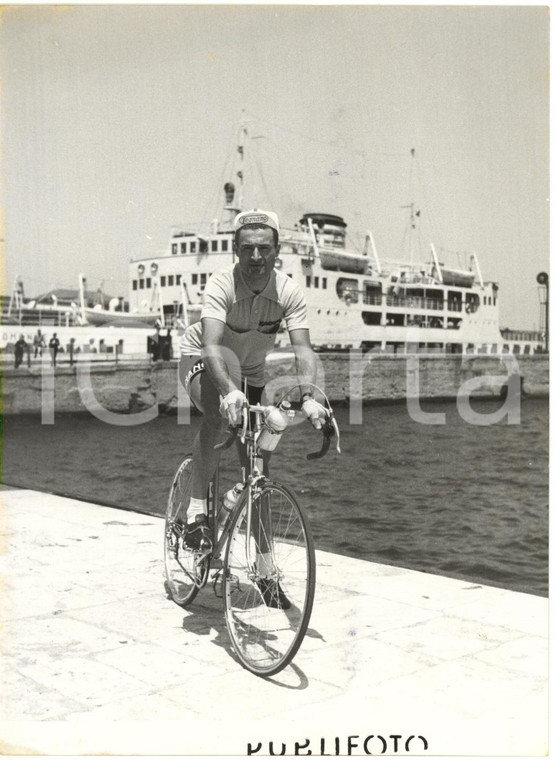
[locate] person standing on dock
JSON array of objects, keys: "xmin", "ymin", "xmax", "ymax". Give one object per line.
[
  {"xmin": 14, "ymin": 334, "xmax": 28, "ymax": 369},
  {"xmin": 161, "ymin": 328, "xmax": 172, "ymax": 361},
  {"xmin": 32, "ymin": 329, "xmax": 46, "ymax": 359},
  {"xmin": 68, "ymin": 337, "xmax": 76, "ymax": 366},
  {"xmin": 178, "ymin": 209, "xmax": 327, "ymax": 566},
  {"xmin": 148, "ymin": 325, "xmax": 161, "ymax": 362},
  {"xmin": 49, "ymin": 333, "xmax": 60, "ymax": 367}
]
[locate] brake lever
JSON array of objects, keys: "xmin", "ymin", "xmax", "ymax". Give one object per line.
[
  {"xmin": 330, "ymin": 415, "xmax": 341, "ymax": 454},
  {"xmin": 240, "ymin": 401, "xmax": 248, "ymax": 445}
]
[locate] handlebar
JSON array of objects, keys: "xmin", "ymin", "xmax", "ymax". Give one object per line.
[
  {"xmin": 307, "ymin": 413, "xmax": 341, "ymax": 460},
  {"xmin": 213, "ymin": 426, "xmax": 238, "ymax": 451},
  {"xmin": 214, "ymin": 399, "xmax": 341, "ymax": 460}
]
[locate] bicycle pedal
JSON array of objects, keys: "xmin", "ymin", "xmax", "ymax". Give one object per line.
[{"xmin": 226, "ymin": 572, "xmax": 241, "ymax": 592}]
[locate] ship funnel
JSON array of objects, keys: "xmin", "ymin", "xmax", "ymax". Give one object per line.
[{"xmin": 224, "ymin": 182, "xmax": 235, "ymax": 205}]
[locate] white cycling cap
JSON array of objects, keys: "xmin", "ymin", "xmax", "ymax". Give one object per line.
[{"xmin": 234, "ymin": 208, "xmax": 280, "ymax": 233}]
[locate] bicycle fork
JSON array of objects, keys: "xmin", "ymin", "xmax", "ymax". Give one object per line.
[{"xmin": 244, "ymin": 475, "xmax": 280, "ymax": 585}]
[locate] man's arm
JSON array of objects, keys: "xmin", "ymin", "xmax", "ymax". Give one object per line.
[
  {"xmin": 288, "ymin": 328, "xmax": 318, "ymax": 398},
  {"xmin": 200, "ymin": 317, "xmax": 238, "ymax": 397},
  {"xmin": 201, "ymin": 318, "xmax": 247, "ymax": 425},
  {"xmin": 289, "ymin": 328, "xmax": 327, "ymax": 430}
]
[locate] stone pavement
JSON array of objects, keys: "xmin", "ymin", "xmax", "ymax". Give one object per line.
[{"xmin": 0, "ymin": 486, "xmax": 548, "ymax": 756}]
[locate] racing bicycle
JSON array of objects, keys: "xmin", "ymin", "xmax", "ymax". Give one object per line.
[{"xmin": 164, "ymin": 384, "xmax": 340, "ymax": 677}]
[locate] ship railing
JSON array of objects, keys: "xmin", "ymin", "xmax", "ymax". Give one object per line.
[
  {"xmin": 379, "ymin": 258, "xmax": 429, "ymax": 272},
  {"xmin": 500, "ymin": 328, "xmax": 544, "ymax": 342},
  {"xmin": 384, "ymin": 295, "xmax": 444, "ymax": 311},
  {"xmin": 0, "ymin": 309, "xmax": 78, "ymax": 327},
  {"xmin": 404, "ymin": 316, "xmax": 446, "ymax": 328},
  {"xmin": 1, "ymin": 348, "xmax": 157, "ymax": 365},
  {"xmin": 361, "ymin": 293, "xmax": 450, "ymax": 310},
  {"xmin": 362, "ymin": 293, "xmax": 382, "ymax": 306},
  {"xmin": 359, "ymin": 293, "xmax": 469, "ymax": 312}
]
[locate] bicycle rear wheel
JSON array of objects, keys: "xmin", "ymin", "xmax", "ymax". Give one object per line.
[
  {"xmin": 164, "ymin": 455, "xmax": 210, "ymax": 607},
  {"xmin": 222, "ymin": 481, "xmax": 315, "ymax": 677}
]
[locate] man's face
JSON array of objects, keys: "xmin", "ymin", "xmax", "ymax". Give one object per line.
[{"xmin": 235, "ymin": 226, "xmax": 279, "ymax": 281}]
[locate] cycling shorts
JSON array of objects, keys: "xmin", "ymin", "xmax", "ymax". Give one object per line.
[
  {"xmin": 179, "ymin": 355, "xmax": 265, "ymax": 407},
  {"xmin": 181, "ymin": 356, "xmax": 206, "ymax": 396}
]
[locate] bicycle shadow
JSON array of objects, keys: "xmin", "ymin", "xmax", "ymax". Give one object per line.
[{"xmin": 167, "ymin": 583, "xmax": 322, "ymax": 690}]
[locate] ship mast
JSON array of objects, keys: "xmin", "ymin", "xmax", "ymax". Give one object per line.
[
  {"xmin": 237, "ymin": 118, "xmax": 247, "ymax": 211},
  {"xmin": 222, "ymin": 118, "xmax": 247, "ymax": 232},
  {"xmin": 400, "ymin": 148, "xmax": 420, "ymax": 268}
]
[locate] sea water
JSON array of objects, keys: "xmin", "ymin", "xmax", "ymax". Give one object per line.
[{"xmin": 2, "ymin": 397, "xmax": 548, "ymax": 596}]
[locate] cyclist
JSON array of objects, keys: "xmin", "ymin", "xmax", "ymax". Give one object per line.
[{"xmin": 179, "ymin": 208, "xmax": 327, "ymax": 606}]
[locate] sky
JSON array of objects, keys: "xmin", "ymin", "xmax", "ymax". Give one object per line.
[{"xmin": 1, "ymin": 4, "xmax": 549, "ymax": 329}]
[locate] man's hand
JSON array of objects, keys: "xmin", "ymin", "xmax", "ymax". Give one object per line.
[
  {"xmin": 219, "ymin": 389, "xmax": 248, "ymax": 426},
  {"xmin": 301, "ymin": 397, "xmax": 328, "ymax": 430}
]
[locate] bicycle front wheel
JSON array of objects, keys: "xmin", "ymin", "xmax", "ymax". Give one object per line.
[
  {"xmin": 223, "ymin": 481, "xmax": 315, "ymax": 677},
  {"xmin": 164, "ymin": 455, "xmax": 209, "ymax": 607}
]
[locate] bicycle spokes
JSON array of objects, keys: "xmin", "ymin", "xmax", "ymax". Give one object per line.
[
  {"xmin": 164, "ymin": 457, "xmax": 210, "ymax": 606},
  {"xmin": 222, "ymin": 481, "xmax": 315, "ymax": 676}
]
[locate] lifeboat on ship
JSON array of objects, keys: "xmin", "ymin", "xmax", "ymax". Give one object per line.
[
  {"xmin": 437, "ymin": 266, "xmax": 475, "ymax": 288},
  {"xmin": 300, "ymin": 212, "xmax": 369, "ymax": 274},
  {"xmin": 319, "ymin": 249, "xmax": 369, "ymax": 274}
]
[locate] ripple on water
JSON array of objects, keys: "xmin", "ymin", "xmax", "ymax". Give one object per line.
[{"xmin": 1, "ymin": 398, "xmax": 548, "ymax": 596}]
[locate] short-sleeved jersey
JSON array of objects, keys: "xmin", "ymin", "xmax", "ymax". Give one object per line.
[{"xmin": 179, "ymin": 264, "xmax": 309, "ymax": 386}]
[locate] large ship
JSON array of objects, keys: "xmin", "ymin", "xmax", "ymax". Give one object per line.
[
  {"xmin": 3, "ymin": 131, "xmax": 545, "ymax": 360},
  {"xmin": 128, "ymin": 184, "xmax": 544, "ymax": 357}
]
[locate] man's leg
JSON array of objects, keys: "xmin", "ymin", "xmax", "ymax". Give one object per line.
[
  {"xmin": 190, "ymin": 370, "xmax": 227, "ymax": 503},
  {"xmin": 186, "ymin": 372, "xmax": 227, "ymax": 548},
  {"xmin": 178, "ymin": 356, "xmax": 227, "ymax": 548}
]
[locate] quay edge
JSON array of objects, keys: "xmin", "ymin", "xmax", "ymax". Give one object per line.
[
  {"xmin": 0, "ymin": 486, "xmax": 548, "ymax": 754},
  {"xmin": 0, "ymin": 353, "xmax": 548, "ymax": 415}
]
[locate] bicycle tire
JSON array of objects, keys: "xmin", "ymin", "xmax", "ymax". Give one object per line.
[
  {"xmin": 222, "ymin": 480, "xmax": 316, "ymax": 677},
  {"xmin": 164, "ymin": 455, "xmax": 210, "ymax": 607}
]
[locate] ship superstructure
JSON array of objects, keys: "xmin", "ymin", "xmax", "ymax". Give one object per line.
[{"xmin": 128, "ymin": 192, "xmax": 543, "ymax": 356}]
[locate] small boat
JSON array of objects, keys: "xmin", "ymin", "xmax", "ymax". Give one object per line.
[
  {"xmin": 436, "ymin": 266, "xmax": 475, "ymax": 288},
  {"xmin": 319, "ymin": 250, "xmax": 370, "ymax": 275}
]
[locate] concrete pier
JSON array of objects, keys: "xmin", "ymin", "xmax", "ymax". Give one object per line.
[
  {"xmin": 0, "ymin": 486, "xmax": 548, "ymax": 756},
  {"xmin": 1, "ymin": 352, "xmax": 548, "ymax": 414}
]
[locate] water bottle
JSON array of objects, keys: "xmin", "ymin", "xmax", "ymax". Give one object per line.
[
  {"xmin": 219, "ymin": 483, "xmax": 244, "ymax": 525},
  {"xmin": 257, "ymin": 401, "xmax": 291, "ymax": 452}
]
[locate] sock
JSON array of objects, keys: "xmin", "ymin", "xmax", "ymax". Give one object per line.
[
  {"xmin": 256, "ymin": 552, "xmax": 275, "ymax": 578},
  {"xmin": 187, "ymin": 497, "xmax": 207, "ymax": 523}
]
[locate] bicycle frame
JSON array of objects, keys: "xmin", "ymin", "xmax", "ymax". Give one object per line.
[
  {"xmin": 194, "ymin": 404, "xmax": 269, "ymax": 580},
  {"xmin": 191, "ymin": 390, "xmax": 340, "ymax": 587}
]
